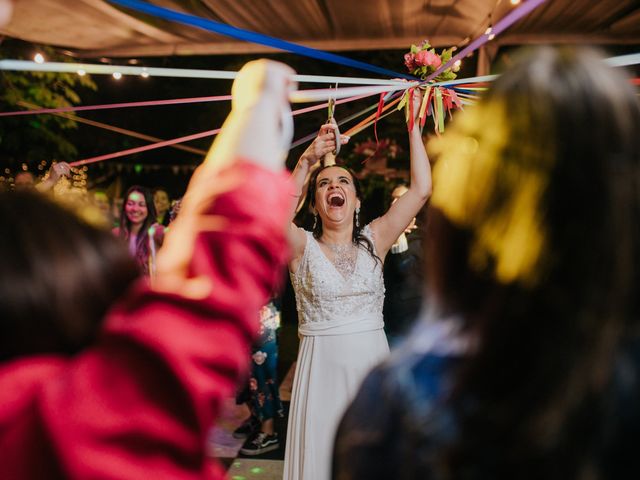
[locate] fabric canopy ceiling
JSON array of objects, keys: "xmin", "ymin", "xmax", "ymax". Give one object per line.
[{"xmin": 2, "ymin": 0, "xmax": 639, "ymax": 60}]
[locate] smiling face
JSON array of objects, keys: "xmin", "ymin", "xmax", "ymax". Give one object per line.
[
  {"xmin": 313, "ymin": 166, "xmax": 360, "ymax": 226},
  {"xmin": 125, "ymin": 191, "xmax": 148, "ymax": 226}
]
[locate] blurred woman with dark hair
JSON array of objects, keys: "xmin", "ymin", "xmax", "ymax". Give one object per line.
[
  {"xmin": 284, "ymin": 91, "xmax": 432, "ymax": 480},
  {"xmin": 114, "ymin": 185, "xmax": 164, "ymax": 276},
  {"xmin": 0, "ymin": 191, "xmax": 140, "ymax": 360},
  {"xmin": 333, "ymin": 46, "xmax": 640, "ymax": 480}
]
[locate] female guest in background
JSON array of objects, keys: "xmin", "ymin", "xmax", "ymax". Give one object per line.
[
  {"xmin": 154, "ymin": 188, "xmax": 172, "ymax": 227},
  {"xmin": 334, "ymin": 46, "xmax": 640, "ymax": 480},
  {"xmin": 235, "ymin": 300, "xmax": 284, "ymax": 456},
  {"xmin": 114, "ymin": 185, "xmax": 164, "ymax": 276},
  {"xmin": 90, "ymin": 189, "xmax": 114, "ymax": 227},
  {"xmin": 284, "ymin": 90, "xmax": 432, "ymax": 480},
  {"xmin": 383, "ymin": 184, "xmax": 425, "ymax": 347}
]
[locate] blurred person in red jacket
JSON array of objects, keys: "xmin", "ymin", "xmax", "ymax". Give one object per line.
[{"xmin": 0, "ymin": 58, "xmax": 295, "ymax": 480}]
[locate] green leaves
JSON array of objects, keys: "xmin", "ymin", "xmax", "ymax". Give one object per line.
[{"xmin": 0, "ymin": 43, "xmax": 97, "ymax": 166}]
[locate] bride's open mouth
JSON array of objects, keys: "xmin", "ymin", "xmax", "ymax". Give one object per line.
[{"xmin": 327, "ymin": 192, "xmax": 345, "ymax": 208}]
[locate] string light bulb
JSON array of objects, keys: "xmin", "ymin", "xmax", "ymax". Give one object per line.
[
  {"xmin": 112, "ymin": 72, "xmax": 122, "ymax": 80},
  {"xmin": 77, "ymin": 69, "xmax": 86, "ymax": 76},
  {"xmin": 34, "ymin": 53, "xmax": 45, "ymax": 64}
]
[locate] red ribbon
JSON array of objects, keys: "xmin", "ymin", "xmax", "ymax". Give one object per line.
[
  {"xmin": 448, "ymin": 88, "xmax": 463, "ymax": 109},
  {"xmin": 426, "ymin": 89, "xmax": 433, "ymax": 117},
  {"xmin": 408, "ymin": 88, "xmax": 415, "ymax": 132},
  {"xmin": 420, "ymin": 88, "xmax": 431, "ymax": 128},
  {"xmin": 363, "ymin": 92, "xmax": 387, "ymax": 164}
]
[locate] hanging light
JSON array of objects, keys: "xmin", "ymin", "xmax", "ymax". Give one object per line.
[
  {"xmin": 77, "ymin": 69, "xmax": 86, "ymax": 76},
  {"xmin": 34, "ymin": 53, "xmax": 45, "ymax": 64},
  {"xmin": 140, "ymin": 68, "xmax": 150, "ymax": 78},
  {"xmin": 112, "ymin": 72, "xmax": 122, "ymax": 80}
]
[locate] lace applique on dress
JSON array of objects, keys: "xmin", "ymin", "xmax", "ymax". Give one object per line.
[
  {"xmin": 290, "ymin": 224, "xmax": 385, "ymax": 326},
  {"xmin": 322, "ymin": 242, "xmax": 358, "ymax": 279}
]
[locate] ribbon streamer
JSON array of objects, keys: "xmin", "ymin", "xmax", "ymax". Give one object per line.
[
  {"xmin": 70, "ymin": 129, "xmax": 219, "ymax": 167},
  {"xmin": 70, "ymin": 93, "xmax": 380, "ymax": 166},
  {"xmin": 0, "ymin": 94, "xmax": 232, "ymax": 117},
  {"xmin": 604, "ymin": 53, "xmax": 640, "ymax": 68},
  {"xmin": 423, "ymin": 0, "xmax": 549, "ymax": 84},
  {"xmin": 17, "ymin": 100, "xmax": 207, "ymax": 156},
  {"xmin": 290, "ymin": 83, "xmax": 415, "ymax": 103},
  {"xmin": 106, "ymin": 0, "xmax": 415, "ymax": 80},
  {"xmin": 0, "ymin": 60, "xmax": 413, "ymax": 86}
]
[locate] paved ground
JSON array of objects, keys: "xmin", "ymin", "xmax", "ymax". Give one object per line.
[{"xmin": 207, "ymin": 363, "xmax": 297, "ymax": 479}]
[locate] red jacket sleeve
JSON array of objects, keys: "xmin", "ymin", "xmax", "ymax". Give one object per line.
[{"xmin": 1, "ymin": 162, "xmax": 292, "ymax": 480}]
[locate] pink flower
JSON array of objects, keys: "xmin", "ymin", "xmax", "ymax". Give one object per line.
[
  {"xmin": 404, "ymin": 52, "xmax": 416, "ymax": 71},
  {"xmin": 415, "ymin": 50, "xmax": 442, "ymax": 69}
]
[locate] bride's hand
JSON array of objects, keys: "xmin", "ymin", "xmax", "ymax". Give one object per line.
[
  {"xmin": 301, "ymin": 123, "xmax": 349, "ymax": 168},
  {"xmin": 408, "ymin": 87, "xmax": 423, "ymax": 127}
]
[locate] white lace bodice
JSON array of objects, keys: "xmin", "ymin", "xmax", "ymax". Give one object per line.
[{"xmin": 290, "ymin": 225, "xmax": 385, "ymax": 331}]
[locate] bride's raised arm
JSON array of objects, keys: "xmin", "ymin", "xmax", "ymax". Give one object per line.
[
  {"xmin": 287, "ymin": 123, "xmax": 348, "ymax": 263},
  {"xmin": 370, "ymin": 89, "xmax": 432, "ymax": 259}
]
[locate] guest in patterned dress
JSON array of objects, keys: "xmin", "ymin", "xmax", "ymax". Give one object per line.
[{"xmin": 236, "ymin": 300, "xmax": 284, "ymax": 455}]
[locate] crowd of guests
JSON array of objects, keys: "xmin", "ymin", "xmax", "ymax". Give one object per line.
[
  {"xmin": 3, "ymin": 169, "xmax": 184, "ymax": 274},
  {"xmin": 0, "ymin": 45, "xmax": 638, "ymax": 480}
]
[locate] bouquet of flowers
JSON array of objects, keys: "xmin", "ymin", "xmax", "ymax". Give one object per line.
[
  {"xmin": 403, "ymin": 40, "xmax": 458, "ymax": 82},
  {"xmin": 398, "ymin": 40, "xmax": 463, "ymax": 134}
]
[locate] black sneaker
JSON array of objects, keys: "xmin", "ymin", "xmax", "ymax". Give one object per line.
[
  {"xmin": 239, "ymin": 432, "xmax": 279, "ymax": 456},
  {"xmin": 232, "ymin": 416, "xmax": 260, "ymax": 439}
]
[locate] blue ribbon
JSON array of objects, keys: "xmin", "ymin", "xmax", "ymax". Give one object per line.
[{"xmin": 106, "ymin": 0, "xmax": 416, "ymax": 80}]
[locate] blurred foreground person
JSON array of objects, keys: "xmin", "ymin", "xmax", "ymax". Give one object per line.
[
  {"xmin": 0, "ymin": 59, "xmax": 295, "ymax": 480},
  {"xmin": 334, "ymin": 47, "xmax": 640, "ymax": 480}
]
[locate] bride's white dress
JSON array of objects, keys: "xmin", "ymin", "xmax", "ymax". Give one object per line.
[{"xmin": 283, "ymin": 225, "xmax": 390, "ymax": 480}]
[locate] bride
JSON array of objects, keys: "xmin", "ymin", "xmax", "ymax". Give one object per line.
[{"xmin": 284, "ymin": 91, "xmax": 432, "ymax": 479}]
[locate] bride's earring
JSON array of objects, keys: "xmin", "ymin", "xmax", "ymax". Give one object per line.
[
  {"xmin": 355, "ymin": 207, "xmax": 360, "ymax": 228},
  {"xmin": 313, "ymin": 213, "xmax": 318, "ymax": 229}
]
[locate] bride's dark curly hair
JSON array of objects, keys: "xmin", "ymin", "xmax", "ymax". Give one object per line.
[{"xmin": 307, "ymin": 164, "xmax": 381, "ymax": 265}]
